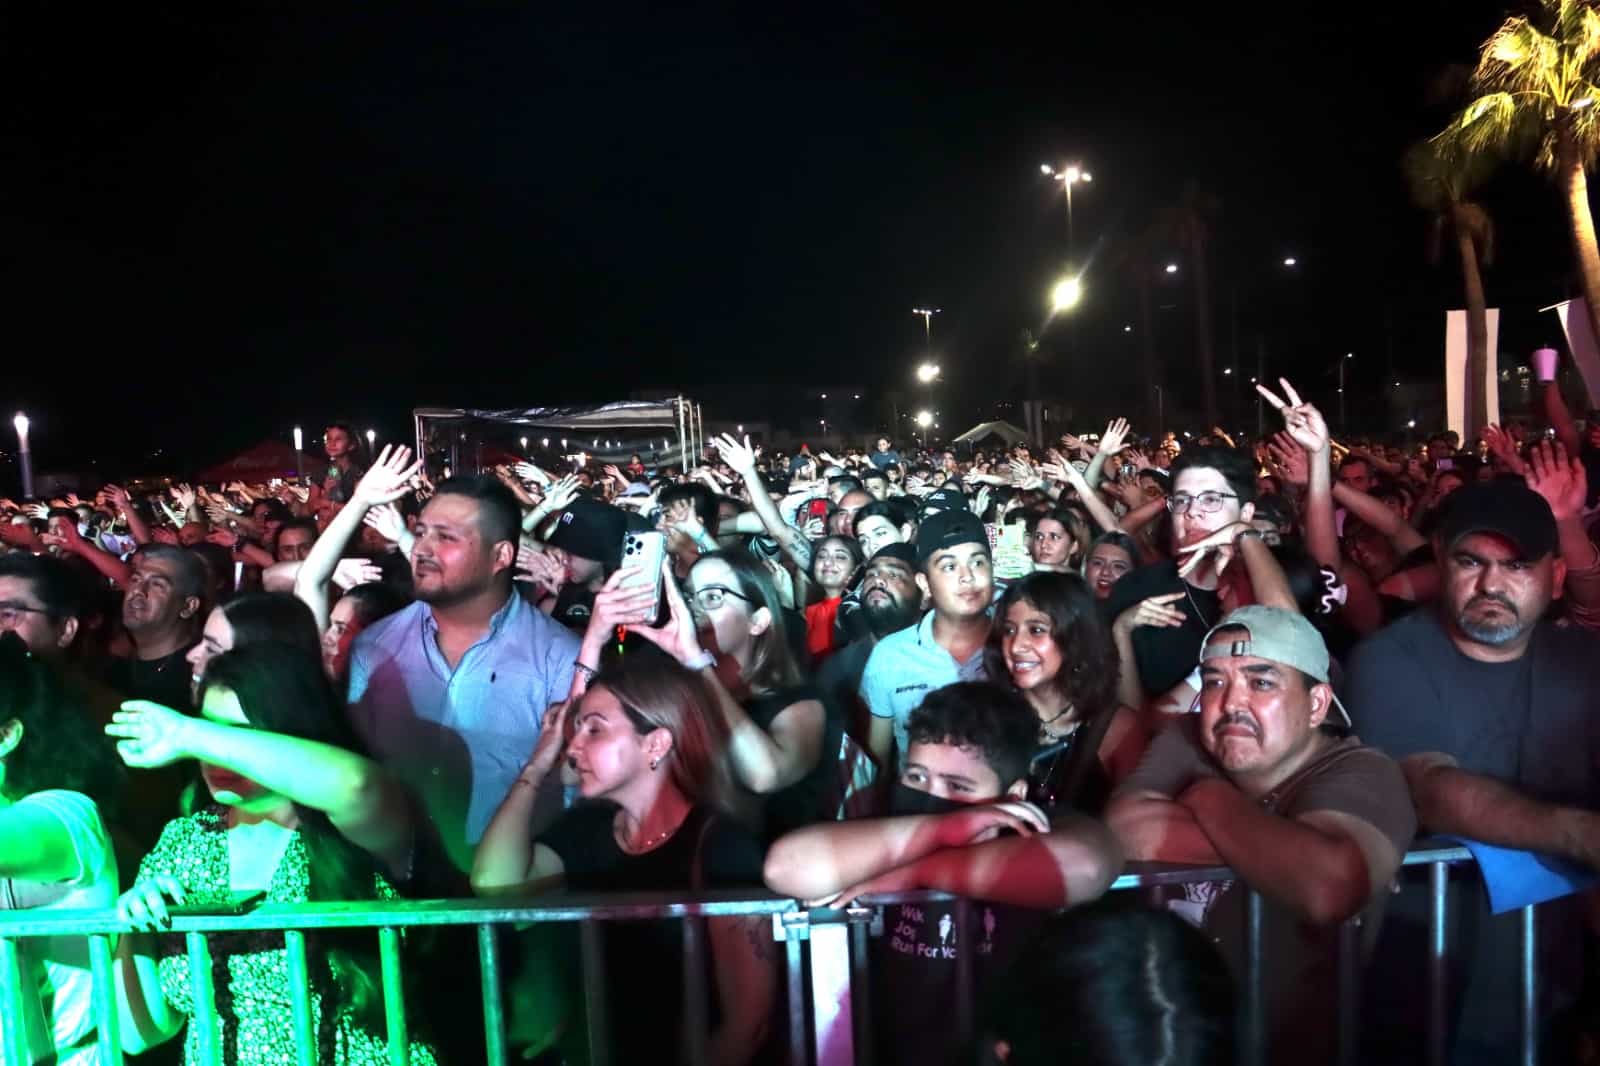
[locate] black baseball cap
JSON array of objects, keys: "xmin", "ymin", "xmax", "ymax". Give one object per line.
[
  {"xmin": 868, "ymin": 542, "xmax": 918, "ymax": 568},
  {"xmin": 548, "ymin": 500, "xmax": 628, "ymax": 569},
  {"xmin": 918, "ymin": 486, "xmax": 968, "ymax": 517},
  {"xmin": 915, "ymin": 510, "xmax": 990, "ymax": 568},
  {"xmin": 1436, "ymin": 479, "xmax": 1559, "ymax": 560}
]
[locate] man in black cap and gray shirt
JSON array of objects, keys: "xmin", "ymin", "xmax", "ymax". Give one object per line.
[{"xmin": 1344, "ymin": 478, "xmax": 1600, "ymax": 1064}]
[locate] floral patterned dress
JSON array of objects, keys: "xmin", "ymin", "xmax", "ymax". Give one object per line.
[{"xmin": 140, "ymin": 807, "xmax": 437, "ymax": 1065}]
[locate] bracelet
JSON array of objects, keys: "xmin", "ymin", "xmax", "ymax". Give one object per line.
[
  {"xmin": 573, "ymin": 660, "xmax": 598, "ymax": 682},
  {"xmin": 681, "ymin": 649, "xmax": 717, "ymax": 671},
  {"xmin": 1235, "ymin": 528, "xmax": 1265, "ymax": 544}
]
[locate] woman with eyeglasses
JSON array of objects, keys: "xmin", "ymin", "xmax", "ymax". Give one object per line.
[{"xmin": 584, "ymin": 550, "xmax": 836, "ymax": 839}]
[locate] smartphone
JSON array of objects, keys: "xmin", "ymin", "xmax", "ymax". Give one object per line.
[
  {"xmin": 1435, "ymin": 458, "xmax": 1454, "ymax": 471},
  {"xmin": 807, "ymin": 498, "xmax": 830, "ymax": 519},
  {"xmin": 619, "ymin": 531, "xmax": 667, "ymax": 623},
  {"xmin": 168, "ymin": 890, "xmax": 267, "ymax": 917}
]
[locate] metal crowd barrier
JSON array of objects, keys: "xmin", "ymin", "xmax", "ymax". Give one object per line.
[{"xmin": 0, "ymin": 842, "xmax": 1542, "ymax": 1066}]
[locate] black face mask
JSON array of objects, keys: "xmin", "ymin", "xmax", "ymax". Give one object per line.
[{"xmin": 890, "ymin": 783, "xmax": 970, "ymax": 817}]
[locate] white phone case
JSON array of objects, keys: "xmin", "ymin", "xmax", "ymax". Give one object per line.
[{"xmin": 619, "ymin": 531, "xmax": 667, "ymax": 620}]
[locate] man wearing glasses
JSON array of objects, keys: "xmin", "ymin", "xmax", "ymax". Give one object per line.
[{"xmin": 1106, "ymin": 444, "xmax": 1294, "ymax": 701}]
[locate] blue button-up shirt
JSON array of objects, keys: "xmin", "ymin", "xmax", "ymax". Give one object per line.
[
  {"xmin": 348, "ymin": 591, "xmax": 580, "ymax": 870},
  {"xmin": 859, "ymin": 609, "xmax": 989, "ymax": 765}
]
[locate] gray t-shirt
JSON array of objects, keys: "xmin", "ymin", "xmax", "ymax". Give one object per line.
[{"xmin": 1343, "ymin": 611, "xmax": 1600, "ymax": 1064}]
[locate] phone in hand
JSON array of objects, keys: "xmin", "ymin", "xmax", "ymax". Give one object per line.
[
  {"xmin": 807, "ymin": 498, "xmax": 830, "ymax": 519},
  {"xmin": 168, "ymin": 890, "xmax": 267, "ymax": 917},
  {"xmin": 619, "ymin": 531, "xmax": 668, "ymax": 625}
]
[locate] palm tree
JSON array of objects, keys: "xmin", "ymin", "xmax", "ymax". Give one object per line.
[
  {"xmin": 1161, "ymin": 182, "xmax": 1221, "ymax": 425},
  {"xmin": 1445, "ymin": 0, "xmax": 1600, "ymax": 336},
  {"xmin": 1404, "ymin": 137, "xmax": 1496, "ymax": 437},
  {"xmin": 1110, "ymin": 225, "xmax": 1165, "ymax": 427}
]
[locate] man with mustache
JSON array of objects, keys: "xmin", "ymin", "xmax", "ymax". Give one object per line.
[
  {"xmin": 1343, "ymin": 474, "xmax": 1600, "ymax": 1065},
  {"xmin": 1106, "ymin": 605, "xmax": 1415, "ymax": 1063}
]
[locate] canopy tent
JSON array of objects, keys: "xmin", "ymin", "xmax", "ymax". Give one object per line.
[
  {"xmin": 413, "ymin": 398, "xmax": 702, "ymax": 474},
  {"xmin": 952, "ymin": 420, "xmax": 1029, "ymax": 448},
  {"xmin": 195, "ymin": 439, "xmax": 302, "ymax": 484}
]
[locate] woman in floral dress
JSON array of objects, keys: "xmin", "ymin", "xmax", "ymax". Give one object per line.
[{"xmin": 110, "ymin": 641, "xmax": 436, "ymax": 1065}]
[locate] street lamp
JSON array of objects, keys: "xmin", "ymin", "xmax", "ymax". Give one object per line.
[
  {"xmin": 1283, "ymin": 257, "xmax": 1298, "ymax": 267},
  {"xmin": 366, "ymin": 429, "xmax": 377, "ymax": 451},
  {"xmin": 916, "ymin": 363, "xmax": 941, "ymax": 384},
  {"xmin": 1040, "ymin": 164, "xmax": 1092, "ymax": 255},
  {"xmin": 292, "ymin": 426, "xmax": 304, "ymax": 483},
  {"xmin": 520, "ymin": 436, "xmax": 528, "ymax": 451},
  {"xmin": 912, "ymin": 308, "xmax": 941, "ymax": 346},
  {"xmin": 13, "ymin": 414, "xmax": 33, "ymax": 499},
  {"xmin": 1050, "ymin": 276, "xmax": 1083, "ymax": 314},
  {"xmin": 1164, "ymin": 263, "xmax": 1179, "ymax": 274}
]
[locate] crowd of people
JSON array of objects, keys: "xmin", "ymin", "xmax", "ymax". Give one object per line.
[{"xmin": 0, "ymin": 372, "xmax": 1597, "ymax": 1064}]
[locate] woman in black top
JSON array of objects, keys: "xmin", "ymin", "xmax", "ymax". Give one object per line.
[
  {"xmin": 473, "ymin": 652, "xmax": 775, "ymax": 1065},
  {"xmin": 986, "ymin": 573, "xmax": 1148, "ymax": 815}
]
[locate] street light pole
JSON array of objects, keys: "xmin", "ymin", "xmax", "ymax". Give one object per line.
[
  {"xmin": 13, "ymin": 414, "xmax": 33, "ymax": 499},
  {"xmin": 1339, "ymin": 353, "xmax": 1352, "ymax": 432},
  {"xmin": 293, "ymin": 426, "xmax": 305, "ymax": 484}
]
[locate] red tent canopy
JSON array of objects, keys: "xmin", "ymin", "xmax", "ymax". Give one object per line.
[{"xmin": 196, "ymin": 440, "xmax": 302, "ymax": 484}]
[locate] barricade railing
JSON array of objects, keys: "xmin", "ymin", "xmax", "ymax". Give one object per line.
[{"xmin": 0, "ymin": 841, "xmax": 1537, "ymax": 1066}]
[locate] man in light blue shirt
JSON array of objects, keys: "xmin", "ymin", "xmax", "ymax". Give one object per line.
[
  {"xmin": 860, "ymin": 509, "xmax": 993, "ymax": 771},
  {"xmin": 349, "ymin": 475, "xmax": 580, "ymax": 871}
]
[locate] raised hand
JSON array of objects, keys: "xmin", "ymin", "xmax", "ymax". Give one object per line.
[
  {"xmin": 1113, "ymin": 591, "xmax": 1188, "ymax": 635},
  {"xmin": 362, "ymin": 503, "xmax": 407, "ymax": 545},
  {"xmin": 1058, "ymin": 432, "xmax": 1090, "ymax": 458},
  {"xmin": 1256, "ymin": 378, "xmax": 1329, "ymax": 456},
  {"xmin": 1175, "ymin": 522, "xmax": 1254, "ymax": 579},
  {"xmin": 524, "ymin": 700, "xmax": 575, "ymax": 780},
  {"xmin": 712, "ymin": 433, "xmax": 758, "ymax": 476},
  {"xmin": 24, "ymin": 502, "xmax": 50, "ymax": 521},
  {"xmin": 106, "ymin": 700, "xmax": 194, "ymax": 769},
  {"xmin": 354, "ymin": 446, "xmax": 424, "ymax": 507},
  {"xmin": 1524, "ymin": 439, "xmax": 1587, "ymax": 521},
  {"xmin": 1267, "ymin": 433, "xmax": 1310, "ymax": 487},
  {"xmin": 1098, "ymin": 417, "xmax": 1132, "ymax": 455},
  {"xmin": 332, "ymin": 558, "xmax": 384, "ymax": 590},
  {"xmin": 514, "ymin": 544, "xmax": 566, "ymax": 598},
  {"xmin": 150, "ymin": 527, "xmax": 180, "ymax": 546},
  {"xmin": 542, "ymin": 474, "xmax": 580, "ymax": 514},
  {"xmin": 626, "ymin": 560, "xmax": 711, "ymax": 666},
  {"xmin": 170, "ymin": 484, "xmax": 197, "ymax": 512},
  {"xmin": 204, "ymin": 528, "xmax": 239, "ymax": 549},
  {"xmin": 1482, "ymin": 424, "xmax": 1528, "ymax": 475},
  {"xmin": 514, "ymin": 461, "xmax": 552, "ymax": 488}
]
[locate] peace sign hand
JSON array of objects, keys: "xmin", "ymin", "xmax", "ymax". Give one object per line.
[{"xmin": 1255, "ymin": 378, "xmax": 1329, "ymax": 456}]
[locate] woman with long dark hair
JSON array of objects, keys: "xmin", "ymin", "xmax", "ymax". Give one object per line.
[
  {"xmin": 0, "ymin": 633, "xmax": 124, "ymax": 1065},
  {"xmin": 183, "ymin": 591, "xmax": 322, "ymax": 701},
  {"xmin": 986, "ymin": 572, "xmax": 1147, "ymax": 814},
  {"xmin": 109, "ymin": 641, "xmax": 433, "ymax": 1064},
  {"xmin": 473, "ymin": 651, "xmax": 775, "ymax": 1065}
]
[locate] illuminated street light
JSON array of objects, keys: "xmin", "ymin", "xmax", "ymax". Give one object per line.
[
  {"xmin": 916, "ymin": 363, "xmax": 941, "ymax": 384},
  {"xmin": 1040, "ymin": 164, "xmax": 1092, "ymax": 254},
  {"xmin": 367, "ymin": 429, "xmax": 377, "ymax": 449},
  {"xmin": 520, "ymin": 436, "xmax": 528, "ymax": 450},
  {"xmin": 541, "ymin": 438, "xmax": 549, "ymax": 447},
  {"xmin": 13, "ymin": 413, "xmax": 33, "ymax": 499},
  {"xmin": 1222, "ymin": 367, "xmax": 1233, "ymax": 376},
  {"xmin": 915, "ymin": 411, "xmax": 933, "ymax": 427},
  {"xmin": 292, "ymin": 426, "xmax": 304, "ymax": 483},
  {"xmin": 1050, "ymin": 276, "xmax": 1083, "ymax": 313},
  {"xmin": 1123, "ymin": 325, "xmax": 1133, "ymax": 333},
  {"xmin": 1283, "ymin": 257, "xmax": 1298, "ymax": 267},
  {"xmin": 912, "ymin": 308, "xmax": 941, "ymax": 346},
  {"xmin": 1164, "ymin": 263, "xmax": 1179, "ymax": 274}
]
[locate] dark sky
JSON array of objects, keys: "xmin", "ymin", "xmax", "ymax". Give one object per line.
[{"xmin": 6, "ymin": 2, "xmax": 1582, "ymax": 474}]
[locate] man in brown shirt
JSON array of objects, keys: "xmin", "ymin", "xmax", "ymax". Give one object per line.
[{"xmin": 1106, "ymin": 605, "xmax": 1416, "ymax": 1063}]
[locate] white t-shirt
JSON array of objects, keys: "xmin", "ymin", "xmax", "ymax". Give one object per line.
[{"xmin": 0, "ymin": 790, "xmax": 119, "ymax": 1066}]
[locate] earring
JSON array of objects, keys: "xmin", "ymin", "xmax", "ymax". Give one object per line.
[{"xmin": 650, "ymin": 758, "xmax": 660, "ymax": 771}]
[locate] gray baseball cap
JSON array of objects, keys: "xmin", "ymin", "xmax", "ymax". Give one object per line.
[{"xmin": 1200, "ymin": 606, "xmax": 1350, "ymax": 727}]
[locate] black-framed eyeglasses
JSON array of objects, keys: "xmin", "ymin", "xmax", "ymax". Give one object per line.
[
  {"xmin": 0, "ymin": 601, "xmax": 52, "ymax": 627},
  {"xmin": 1165, "ymin": 491, "xmax": 1240, "ymax": 515},
  {"xmin": 689, "ymin": 585, "xmax": 753, "ymax": 612}
]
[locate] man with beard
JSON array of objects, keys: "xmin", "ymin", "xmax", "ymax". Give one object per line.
[
  {"xmin": 860, "ymin": 510, "xmax": 994, "ymax": 773},
  {"xmin": 1106, "ymin": 606, "xmax": 1414, "ymax": 1064},
  {"xmin": 1344, "ymin": 478, "xmax": 1600, "ymax": 1065},
  {"xmin": 818, "ymin": 543, "xmax": 925, "ymax": 745},
  {"xmin": 106, "ymin": 545, "xmax": 204, "ymax": 710},
  {"xmin": 348, "ymin": 475, "xmax": 580, "ymax": 872}
]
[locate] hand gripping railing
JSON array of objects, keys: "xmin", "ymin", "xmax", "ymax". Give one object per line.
[{"xmin": 0, "ymin": 842, "xmax": 1539, "ymax": 1066}]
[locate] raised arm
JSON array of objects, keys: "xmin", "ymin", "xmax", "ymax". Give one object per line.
[
  {"xmin": 1331, "ymin": 482, "xmax": 1427, "ymax": 555},
  {"xmin": 1524, "ymin": 441, "xmax": 1600, "ymax": 620},
  {"xmin": 109, "ymin": 700, "xmax": 414, "ymax": 876},
  {"xmin": 293, "ymin": 445, "xmax": 420, "ymax": 630},
  {"xmin": 714, "ymin": 433, "xmax": 815, "ymax": 570},
  {"xmin": 470, "ymin": 701, "xmax": 572, "ymax": 895},
  {"xmin": 44, "ymin": 522, "xmax": 131, "ymax": 588},
  {"xmin": 104, "ymin": 485, "xmax": 152, "ymax": 546}
]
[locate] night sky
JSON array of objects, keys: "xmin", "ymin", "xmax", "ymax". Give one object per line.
[{"xmin": 7, "ymin": 2, "xmax": 1584, "ymax": 475}]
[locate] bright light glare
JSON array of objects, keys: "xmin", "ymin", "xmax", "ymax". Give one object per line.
[
  {"xmin": 1283, "ymin": 257, "xmax": 1297, "ymax": 266},
  {"xmin": 917, "ymin": 363, "xmax": 941, "ymax": 383},
  {"xmin": 1051, "ymin": 276, "xmax": 1083, "ymax": 312},
  {"xmin": 915, "ymin": 411, "xmax": 934, "ymax": 427},
  {"xmin": 1123, "ymin": 325, "xmax": 1133, "ymax": 333},
  {"xmin": 1223, "ymin": 367, "xmax": 1233, "ymax": 375},
  {"xmin": 368, "ymin": 429, "xmax": 377, "ymax": 445},
  {"xmin": 1575, "ymin": 97, "xmax": 1594, "ymax": 109},
  {"xmin": 1040, "ymin": 164, "xmax": 1053, "ymax": 174},
  {"xmin": 12, "ymin": 413, "xmax": 28, "ymax": 438},
  {"xmin": 1407, "ymin": 419, "xmax": 1417, "ymax": 428},
  {"xmin": 1165, "ymin": 263, "xmax": 1179, "ymax": 274},
  {"xmin": 293, "ymin": 426, "xmax": 303, "ymax": 450}
]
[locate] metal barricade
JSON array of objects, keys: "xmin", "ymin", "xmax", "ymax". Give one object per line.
[{"xmin": 0, "ymin": 844, "xmax": 1545, "ymax": 1066}]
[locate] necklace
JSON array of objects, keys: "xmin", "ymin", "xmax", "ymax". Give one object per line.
[
  {"xmin": 616, "ymin": 813, "xmax": 682, "ymax": 855},
  {"xmin": 1037, "ymin": 704, "xmax": 1079, "ymax": 743},
  {"xmin": 1182, "ymin": 579, "xmax": 1214, "ymax": 630}
]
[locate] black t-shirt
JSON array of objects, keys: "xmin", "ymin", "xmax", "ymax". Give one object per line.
[
  {"xmin": 537, "ymin": 803, "xmax": 764, "ymax": 1061},
  {"xmin": 549, "ymin": 583, "xmax": 595, "ymax": 632},
  {"xmin": 874, "ymin": 899, "xmax": 1042, "ymax": 1066},
  {"xmin": 106, "ymin": 648, "xmax": 193, "ymax": 711},
  {"xmin": 744, "ymin": 682, "xmax": 840, "ymax": 840},
  {"xmin": 1102, "ymin": 560, "xmax": 1218, "ymax": 697}
]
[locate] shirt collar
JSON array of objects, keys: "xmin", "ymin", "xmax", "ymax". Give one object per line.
[{"xmin": 421, "ymin": 588, "xmax": 520, "ymax": 638}]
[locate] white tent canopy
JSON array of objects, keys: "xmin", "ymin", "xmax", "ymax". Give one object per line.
[
  {"xmin": 952, "ymin": 419, "xmax": 1029, "ymax": 447},
  {"xmin": 413, "ymin": 398, "xmax": 702, "ymax": 472}
]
